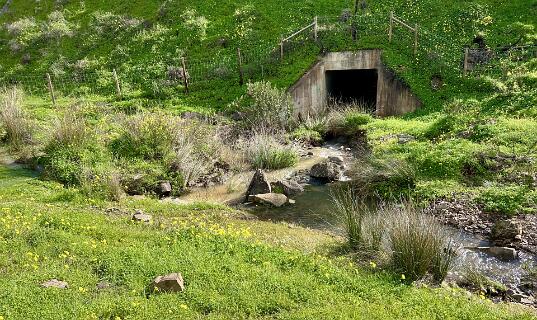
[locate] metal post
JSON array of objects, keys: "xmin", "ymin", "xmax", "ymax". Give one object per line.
[
  {"xmin": 113, "ymin": 69, "xmax": 122, "ymax": 97},
  {"xmin": 463, "ymin": 47, "xmax": 469, "ymax": 76},
  {"xmin": 46, "ymin": 73, "xmax": 56, "ymax": 106},
  {"xmin": 314, "ymin": 16, "xmax": 318, "ymax": 41},
  {"xmin": 181, "ymin": 57, "xmax": 189, "ymax": 94},
  {"xmin": 389, "ymin": 11, "xmax": 394, "ymax": 42},
  {"xmin": 280, "ymin": 38, "xmax": 284, "ymax": 60}
]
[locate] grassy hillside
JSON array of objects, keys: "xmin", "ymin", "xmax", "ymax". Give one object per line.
[{"xmin": 0, "ymin": 0, "xmax": 534, "ymax": 110}]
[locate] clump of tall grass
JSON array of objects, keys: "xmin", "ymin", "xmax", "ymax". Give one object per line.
[
  {"xmin": 331, "ymin": 184, "xmax": 364, "ymax": 250},
  {"xmin": 326, "ymin": 101, "xmax": 373, "ymax": 136},
  {"xmin": 387, "ymin": 203, "xmax": 456, "ymax": 282},
  {"xmin": 0, "ymin": 86, "xmax": 33, "ymax": 149},
  {"xmin": 242, "ymin": 131, "xmax": 298, "ymax": 170},
  {"xmin": 348, "ymin": 157, "xmax": 415, "ymax": 200},
  {"xmin": 331, "ymin": 185, "xmax": 455, "ymax": 282},
  {"xmin": 48, "ymin": 110, "xmax": 87, "ymax": 148}
]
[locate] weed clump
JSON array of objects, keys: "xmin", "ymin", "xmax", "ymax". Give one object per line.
[
  {"xmin": 0, "ymin": 87, "xmax": 33, "ymax": 150},
  {"xmin": 242, "ymin": 131, "xmax": 298, "ymax": 170}
]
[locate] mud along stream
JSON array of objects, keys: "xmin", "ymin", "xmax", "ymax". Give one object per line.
[{"xmin": 178, "ymin": 141, "xmax": 536, "ymax": 297}]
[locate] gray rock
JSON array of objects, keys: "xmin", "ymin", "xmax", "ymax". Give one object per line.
[
  {"xmin": 310, "ymin": 160, "xmax": 342, "ymax": 181},
  {"xmin": 132, "ymin": 210, "xmax": 152, "ymax": 223},
  {"xmin": 491, "ymin": 220, "xmax": 522, "ymax": 246},
  {"xmin": 328, "ymin": 156, "xmax": 344, "ymax": 165},
  {"xmin": 246, "ymin": 169, "xmax": 271, "ymax": 197},
  {"xmin": 41, "ymin": 279, "xmax": 68, "ymax": 289},
  {"xmin": 248, "ymin": 193, "xmax": 288, "ymax": 207},
  {"xmin": 150, "ymin": 273, "xmax": 185, "ymax": 293},
  {"xmin": 272, "ymin": 180, "xmax": 304, "ymax": 197},
  {"xmin": 397, "ymin": 134, "xmax": 415, "ymax": 144},
  {"xmin": 158, "ymin": 181, "xmax": 172, "ymax": 197},
  {"xmin": 479, "ymin": 246, "xmax": 518, "ymax": 261}
]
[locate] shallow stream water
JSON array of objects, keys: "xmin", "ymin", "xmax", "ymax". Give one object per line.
[{"xmin": 248, "ymin": 183, "xmax": 536, "ymax": 288}]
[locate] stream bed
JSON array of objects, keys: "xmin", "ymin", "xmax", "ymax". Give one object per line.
[{"xmin": 247, "ymin": 171, "xmax": 536, "ymax": 292}]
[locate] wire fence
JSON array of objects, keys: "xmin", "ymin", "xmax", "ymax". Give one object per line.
[{"xmin": 1, "ymin": 12, "xmax": 535, "ymax": 101}]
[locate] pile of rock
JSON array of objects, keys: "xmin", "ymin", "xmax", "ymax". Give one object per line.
[{"xmin": 245, "ymin": 170, "xmax": 304, "ymax": 207}]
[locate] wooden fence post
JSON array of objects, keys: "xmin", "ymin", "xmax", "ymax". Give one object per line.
[
  {"xmin": 389, "ymin": 11, "xmax": 394, "ymax": 42},
  {"xmin": 413, "ymin": 23, "xmax": 419, "ymax": 55},
  {"xmin": 280, "ymin": 38, "xmax": 284, "ymax": 60},
  {"xmin": 112, "ymin": 69, "xmax": 122, "ymax": 97},
  {"xmin": 314, "ymin": 16, "xmax": 318, "ymax": 41},
  {"xmin": 463, "ymin": 47, "xmax": 469, "ymax": 76},
  {"xmin": 181, "ymin": 57, "xmax": 189, "ymax": 94},
  {"xmin": 46, "ymin": 73, "xmax": 56, "ymax": 106},
  {"xmin": 237, "ymin": 47, "xmax": 244, "ymax": 85}
]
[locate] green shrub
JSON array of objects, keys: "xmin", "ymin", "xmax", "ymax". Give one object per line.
[
  {"xmin": 330, "ymin": 184, "xmax": 365, "ymax": 250},
  {"xmin": 291, "ymin": 127, "xmax": 323, "ymax": 145},
  {"xmin": 230, "ymin": 81, "xmax": 295, "ymax": 132},
  {"xmin": 110, "ymin": 112, "xmax": 177, "ymax": 160},
  {"xmin": 423, "ymin": 114, "xmax": 457, "ymax": 140},
  {"xmin": 119, "ymin": 160, "xmax": 184, "ymax": 196},
  {"xmin": 243, "ymin": 132, "xmax": 298, "ymax": 170},
  {"xmin": 327, "ymin": 108, "xmax": 372, "ymax": 136}
]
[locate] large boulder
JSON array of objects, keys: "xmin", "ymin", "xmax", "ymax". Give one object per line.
[
  {"xmin": 310, "ymin": 160, "xmax": 342, "ymax": 181},
  {"xmin": 491, "ymin": 220, "xmax": 522, "ymax": 246},
  {"xmin": 248, "ymin": 193, "xmax": 288, "ymax": 207},
  {"xmin": 246, "ymin": 169, "xmax": 271, "ymax": 196},
  {"xmin": 150, "ymin": 273, "xmax": 185, "ymax": 293},
  {"xmin": 158, "ymin": 181, "xmax": 172, "ymax": 197},
  {"xmin": 272, "ymin": 180, "xmax": 304, "ymax": 197}
]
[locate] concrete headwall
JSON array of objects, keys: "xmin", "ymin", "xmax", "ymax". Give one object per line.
[{"xmin": 288, "ymin": 50, "xmax": 421, "ymax": 117}]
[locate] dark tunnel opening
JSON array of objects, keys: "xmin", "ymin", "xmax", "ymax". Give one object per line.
[{"xmin": 325, "ymin": 69, "xmax": 378, "ymax": 110}]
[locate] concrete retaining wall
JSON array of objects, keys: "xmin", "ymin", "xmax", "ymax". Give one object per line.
[{"xmin": 288, "ymin": 50, "xmax": 421, "ymax": 117}]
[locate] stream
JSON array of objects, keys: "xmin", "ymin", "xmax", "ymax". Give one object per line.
[
  {"xmin": 248, "ymin": 183, "xmax": 535, "ymax": 290},
  {"xmin": 243, "ymin": 142, "xmax": 536, "ymax": 292}
]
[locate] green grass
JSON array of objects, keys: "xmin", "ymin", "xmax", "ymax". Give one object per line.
[{"xmin": 0, "ymin": 164, "xmax": 534, "ymax": 319}]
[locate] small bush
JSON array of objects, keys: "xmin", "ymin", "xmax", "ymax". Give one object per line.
[
  {"xmin": 291, "ymin": 127, "xmax": 323, "ymax": 145},
  {"xmin": 5, "ymin": 18, "xmax": 42, "ymax": 50},
  {"xmin": 330, "ymin": 184, "xmax": 364, "ymax": 250},
  {"xmin": 49, "ymin": 110, "xmax": 87, "ymax": 148},
  {"xmin": 119, "ymin": 160, "xmax": 184, "ymax": 196},
  {"xmin": 110, "ymin": 112, "xmax": 177, "ymax": 160},
  {"xmin": 423, "ymin": 114, "xmax": 457, "ymax": 140},
  {"xmin": 243, "ymin": 132, "xmax": 298, "ymax": 170},
  {"xmin": 0, "ymin": 87, "xmax": 33, "ymax": 149}
]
